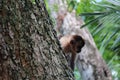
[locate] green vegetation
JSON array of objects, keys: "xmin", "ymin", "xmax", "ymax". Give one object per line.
[
  {"xmin": 68, "ymin": 0, "xmax": 120, "ymax": 80},
  {"xmin": 44, "ymin": 0, "xmax": 120, "ymax": 80}
]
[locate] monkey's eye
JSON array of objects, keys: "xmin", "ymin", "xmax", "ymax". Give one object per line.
[
  {"xmin": 77, "ymin": 46, "xmax": 81, "ymax": 49},
  {"xmin": 70, "ymin": 40, "xmax": 75, "ymax": 45}
]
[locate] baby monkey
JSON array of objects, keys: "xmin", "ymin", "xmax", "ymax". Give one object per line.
[{"xmin": 60, "ymin": 35, "xmax": 85, "ymax": 70}]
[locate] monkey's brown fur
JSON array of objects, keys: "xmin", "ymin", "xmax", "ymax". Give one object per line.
[{"xmin": 60, "ymin": 35, "xmax": 85, "ymax": 70}]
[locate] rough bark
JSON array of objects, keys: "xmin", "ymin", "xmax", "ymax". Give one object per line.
[
  {"xmin": 0, "ymin": 0, "xmax": 74, "ymax": 80},
  {"xmin": 48, "ymin": 0, "xmax": 112, "ymax": 80}
]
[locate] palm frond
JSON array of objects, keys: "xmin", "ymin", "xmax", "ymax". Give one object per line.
[{"xmin": 77, "ymin": 0, "xmax": 120, "ymax": 79}]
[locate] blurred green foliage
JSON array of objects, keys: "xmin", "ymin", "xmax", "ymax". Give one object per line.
[
  {"xmin": 67, "ymin": 0, "xmax": 120, "ymax": 80},
  {"xmin": 44, "ymin": 0, "xmax": 120, "ymax": 80}
]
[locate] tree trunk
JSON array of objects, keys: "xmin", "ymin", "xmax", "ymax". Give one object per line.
[
  {"xmin": 48, "ymin": 0, "xmax": 112, "ymax": 80},
  {"xmin": 0, "ymin": 0, "xmax": 74, "ymax": 80}
]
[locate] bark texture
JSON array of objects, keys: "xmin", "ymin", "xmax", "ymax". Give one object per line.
[
  {"xmin": 0, "ymin": 0, "xmax": 74, "ymax": 80},
  {"xmin": 48, "ymin": 0, "xmax": 112, "ymax": 80}
]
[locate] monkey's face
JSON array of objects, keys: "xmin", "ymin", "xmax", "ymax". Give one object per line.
[
  {"xmin": 70, "ymin": 35, "xmax": 85, "ymax": 53},
  {"xmin": 75, "ymin": 43, "xmax": 84, "ymax": 53}
]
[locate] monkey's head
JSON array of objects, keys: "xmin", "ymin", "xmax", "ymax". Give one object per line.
[
  {"xmin": 59, "ymin": 35, "xmax": 85, "ymax": 53},
  {"xmin": 70, "ymin": 35, "xmax": 85, "ymax": 53}
]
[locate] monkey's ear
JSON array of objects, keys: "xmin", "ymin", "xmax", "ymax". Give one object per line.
[{"xmin": 70, "ymin": 40, "xmax": 76, "ymax": 45}]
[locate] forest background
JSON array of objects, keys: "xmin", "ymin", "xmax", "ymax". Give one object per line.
[{"xmin": 43, "ymin": 0, "xmax": 120, "ymax": 80}]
